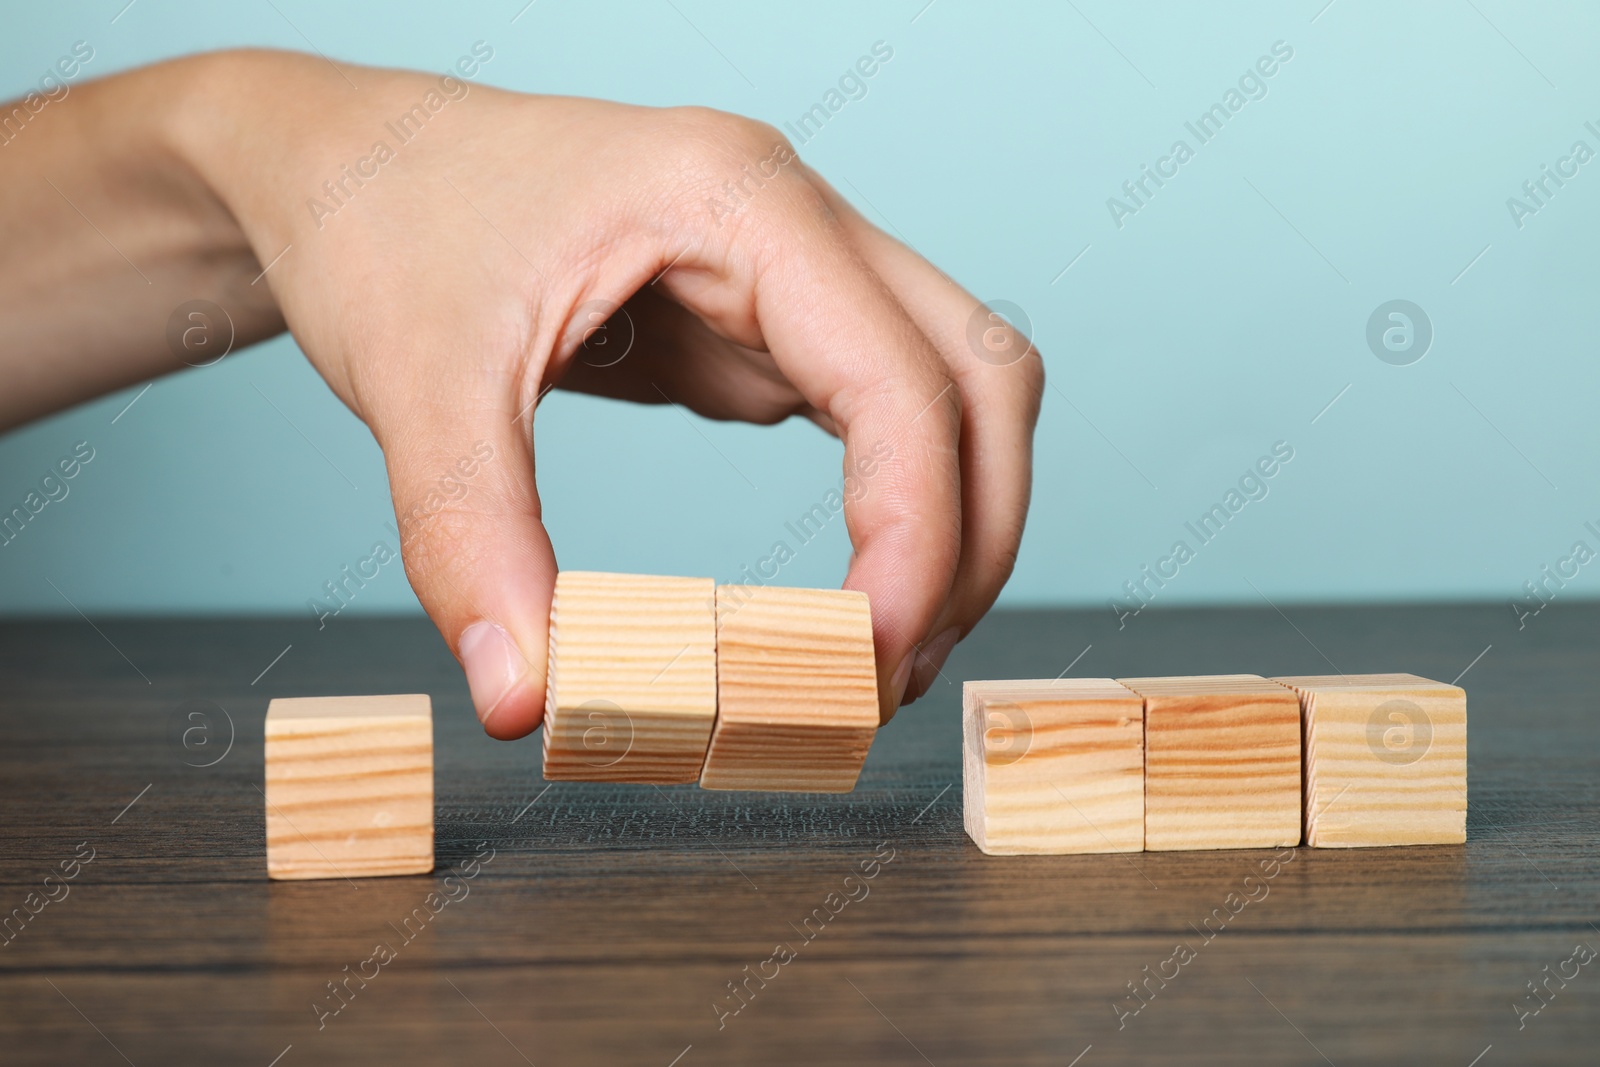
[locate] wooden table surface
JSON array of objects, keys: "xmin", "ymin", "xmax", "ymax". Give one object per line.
[{"xmin": 1, "ymin": 604, "xmax": 1595, "ymax": 1066}]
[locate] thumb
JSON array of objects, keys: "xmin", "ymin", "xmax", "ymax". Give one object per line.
[{"xmin": 382, "ymin": 401, "xmax": 554, "ymax": 740}]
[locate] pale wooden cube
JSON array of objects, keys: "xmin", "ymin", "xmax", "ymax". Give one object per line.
[
  {"xmin": 1272, "ymin": 673, "xmax": 1466, "ymax": 847},
  {"xmin": 543, "ymin": 571, "xmax": 717, "ymax": 784},
  {"xmin": 1117, "ymin": 675, "xmax": 1301, "ymax": 851},
  {"xmin": 264, "ymin": 694, "xmax": 433, "ymax": 880},
  {"xmin": 700, "ymin": 586, "xmax": 878, "ymax": 792},
  {"xmin": 963, "ymin": 678, "xmax": 1144, "ymax": 855}
]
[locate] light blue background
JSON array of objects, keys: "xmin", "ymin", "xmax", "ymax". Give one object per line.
[{"xmin": 3, "ymin": 1, "xmax": 1597, "ymax": 621}]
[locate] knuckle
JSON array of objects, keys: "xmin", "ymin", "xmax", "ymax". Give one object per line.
[
  {"xmin": 661, "ymin": 106, "xmax": 793, "ymax": 163},
  {"xmin": 839, "ymin": 369, "xmax": 935, "ymax": 434},
  {"xmin": 651, "ymin": 107, "xmax": 810, "ymax": 237}
]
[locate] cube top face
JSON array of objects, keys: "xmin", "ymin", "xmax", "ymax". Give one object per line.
[
  {"xmin": 1273, "ymin": 674, "xmax": 1466, "ymax": 847},
  {"xmin": 1117, "ymin": 674, "xmax": 1286, "ymax": 697},
  {"xmin": 962, "ymin": 679, "xmax": 1143, "ymax": 855},
  {"xmin": 711, "ymin": 586, "xmax": 877, "ymax": 729},
  {"xmin": 1273, "ymin": 673, "xmax": 1460, "ymax": 697},
  {"xmin": 264, "ymin": 694, "xmax": 433, "ymax": 880},
  {"xmin": 266, "ymin": 693, "xmax": 432, "ymax": 724},
  {"xmin": 544, "ymin": 571, "xmax": 717, "ymax": 784},
  {"xmin": 1119, "ymin": 675, "xmax": 1300, "ymax": 851},
  {"xmin": 547, "ymin": 571, "xmax": 717, "ymax": 714},
  {"xmin": 700, "ymin": 585, "xmax": 878, "ymax": 792},
  {"xmin": 964, "ymin": 677, "xmax": 1141, "ymax": 705}
]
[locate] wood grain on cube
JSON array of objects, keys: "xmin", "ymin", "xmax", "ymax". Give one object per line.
[
  {"xmin": 700, "ymin": 586, "xmax": 878, "ymax": 793},
  {"xmin": 963, "ymin": 678, "xmax": 1144, "ymax": 855},
  {"xmin": 1273, "ymin": 673, "xmax": 1466, "ymax": 847},
  {"xmin": 264, "ymin": 694, "xmax": 433, "ymax": 880},
  {"xmin": 543, "ymin": 572, "xmax": 718, "ymax": 784},
  {"xmin": 1117, "ymin": 675, "xmax": 1301, "ymax": 851}
]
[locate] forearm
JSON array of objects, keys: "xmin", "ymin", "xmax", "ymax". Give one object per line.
[{"xmin": 0, "ymin": 52, "xmax": 282, "ymax": 429}]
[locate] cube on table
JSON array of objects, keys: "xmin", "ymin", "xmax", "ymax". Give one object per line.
[
  {"xmin": 963, "ymin": 678, "xmax": 1145, "ymax": 855},
  {"xmin": 1272, "ymin": 673, "xmax": 1466, "ymax": 847},
  {"xmin": 1116, "ymin": 674, "xmax": 1301, "ymax": 851},
  {"xmin": 264, "ymin": 693, "xmax": 434, "ymax": 880}
]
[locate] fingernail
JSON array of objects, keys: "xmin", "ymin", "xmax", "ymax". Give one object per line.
[
  {"xmin": 890, "ymin": 649, "xmax": 916, "ymax": 708},
  {"xmin": 459, "ymin": 620, "xmax": 524, "ymax": 725},
  {"xmin": 904, "ymin": 627, "xmax": 961, "ymax": 706}
]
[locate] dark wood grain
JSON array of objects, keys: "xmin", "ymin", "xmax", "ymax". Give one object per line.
[{"xmin": 0, "ymin": 603, "xmax": 1596, "ymax": 1065}]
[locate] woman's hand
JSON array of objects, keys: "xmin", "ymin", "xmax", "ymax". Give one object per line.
[{"xmin": 0, "ymin": 48, "xmax": 1043, "ymax": 736}]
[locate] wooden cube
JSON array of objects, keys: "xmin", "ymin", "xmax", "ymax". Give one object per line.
[
  {"xmin": 1272, "ymin": 673, "xmax": 1466, "ymax": 847},
  {"xmin": 699, "ymin": 585, "xmax": 878, "ymax": 792},
  {"xmin": 1117, "ymin": 675, "xmax": 1301, "ymax": 851},
  {"xmin": 962, "ymin": 678, "xmax": 1144, "ymax": 855},
  {"xmin": 543, "ymin": 571, "xmax": 718, "ymax": 784},
  {"xmin": 264, "ymin": 694, "xmax": 433, "ymax": 880}
]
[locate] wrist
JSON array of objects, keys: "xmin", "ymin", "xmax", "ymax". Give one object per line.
[{"xmin": 158, "ymin": 49, "xmax": 321, "ymax": 275}]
